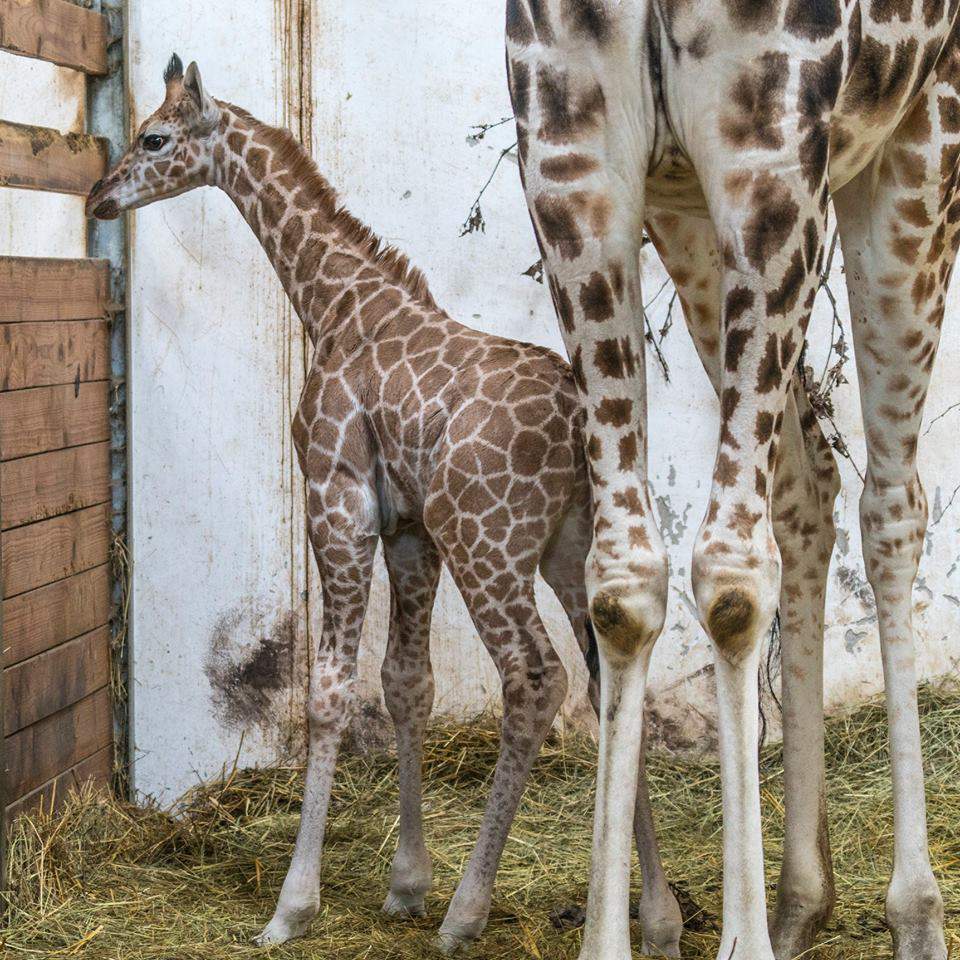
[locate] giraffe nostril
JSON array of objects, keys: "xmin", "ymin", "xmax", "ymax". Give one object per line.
[{"xmin": 89, "ymin": 178, "xmax": 104, "ymax": 196}]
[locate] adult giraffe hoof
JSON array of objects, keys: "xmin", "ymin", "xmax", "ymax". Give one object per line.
[
  {"xmin": 382, "ymin": 889, "xmax": 427, "ymax": 918},
  {"xmin": 638, "ymin": 888, "xmax": 684, "ymax": 958},
  {"xmin": 253, "ymin": 919, "xmax": 307, "ymax": 947},
  {"xmin": 253, "ymin": 905, "xmax": 316, "ymax": 946},
  {"xmin": 891, "ymin": 921, "xmax": 947, "ymax": 960},
  {"xmin": 641, "ymin": 930, "xmax": 682, "ymax": 958},
  {"xmin": 770, "ymin": 907, "xmax": 828, "ymax": 960},
  {"xmin": 888, "ymin": 878, "xmax": 946, "ymax": 960},
  {"xmin": 435, "ymin": 931, "xmax": 473, "ymax": 955}
]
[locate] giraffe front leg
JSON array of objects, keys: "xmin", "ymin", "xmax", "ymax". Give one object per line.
[
  {"xmin": 255, "ymin": 493, "xmax": 378, "ymax": 947},
  {"xmin": 533, "ymin": 203, "xmax": 666, "ymax": 960},
  {"xmin": 688, "ymin": 162, "xmax": 828, "ymax": 960},
  {"xmin": 647, "ymin": 206, "xmax": 840, "ymax": 959}
]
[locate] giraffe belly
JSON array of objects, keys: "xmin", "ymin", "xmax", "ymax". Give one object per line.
[{"xmin": 644, "ymin": 0, "xmax": 959, "ymax": 218}]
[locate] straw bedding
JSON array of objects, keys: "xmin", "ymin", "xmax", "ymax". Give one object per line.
[{"xmin": 4, "ymin": 685, "xmax": 958, "ymax": 959}]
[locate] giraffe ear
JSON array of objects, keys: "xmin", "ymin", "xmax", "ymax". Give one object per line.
[{"xmin": 182, "ymin": 61, "xmax": 218, "ymax": 133}]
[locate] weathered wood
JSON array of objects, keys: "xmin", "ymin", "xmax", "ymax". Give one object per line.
[
  {"xmin": 0, "ymin": 0, "xmax": 108, "ymax": 74},
  {"xmin": 0, "ymin": 380, "xmax": 109, "ymax": 460},
  {"xmin": 4, "ymin": 625, "xmax": 109, "ymax": 734},
  {"xmin": 4, "ymin": 686, "xmax": 111, "ymax": 802},
  {"xmin": 5, "ymin": 744, "xmax": 111, "ymax": 822},
  {"xmin": 0, "ymin": 319, "xmax": 109, "ymax": 391},
  {"xmin": 1, "ymin": 501, "xmax": 110, "ymax": 598},
  {"xmin": 0, "ymin": 257, "xmax": 109, "ymax": 323},
  {"xmin": 2, "ymin": 563, "xmax": 109, "ymax": 666},
  {"xmin": 0, "ymin": 119, "xmax": 107, "ymax": 195},
  {"xmin": 1, "ymin": 441, "xmax": 110, "ymax": 530}
]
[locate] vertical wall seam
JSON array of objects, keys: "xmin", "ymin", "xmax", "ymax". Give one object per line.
[{"xmin": 86, "ymin": 0, "xmax": 131, "ymax": 799}]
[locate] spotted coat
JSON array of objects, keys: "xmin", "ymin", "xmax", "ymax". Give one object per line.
[{"xmin": 507, "ymin": 2, "xmax": 959, "ymax": 959}]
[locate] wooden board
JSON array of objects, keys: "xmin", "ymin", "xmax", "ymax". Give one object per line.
[
  {"xmin": 5, "ymin": 745, "xmax": 111, "ymax": 822},
  {"xmin": 4, "ymin": 625, "xmax": 109, "ymax": 734},
  {"xmin": 0, "ymin": 258, "xmax": 109, "ymax": 323},
  {"xmin": 1, "ymin": 440, "xmax": 110, "ymax": 530},
  {"xmin": 0, "ymin": 0, "xmax": 108, "ymax": 75},
  {"xmin": 0, "ymin": 319, "xmax": 109, "ymax": 391},
  {"xmin": 0, "ymin": 119, "xmax": 107, "ymax": 195},
  {"xmin": 0, "ymin": 380, "xmax": 109, "ymax": 460},
  {"xmin": 2, "ymin": 563, "xmax": 110, "ymax": 667},
  {"xmin": 1, "ymin": 501, "xmax": 110, "ymax": 598},
  {"xmin": 3, "ymin": 686, "xmax": 111, "ymax": 801}
]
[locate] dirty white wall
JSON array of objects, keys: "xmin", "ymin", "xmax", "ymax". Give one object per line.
[
  {"xmin": 0, "ymin": 52, "xmax": 87, "ymax": 259},
  {"xmin": 127, "ymin": 2, "xmax": 960, "ymax": 803}
]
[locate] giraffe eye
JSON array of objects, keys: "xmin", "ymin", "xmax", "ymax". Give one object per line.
[{"xmin": 143, "ymin": 134, "xmax": 167, "ymax": 151}]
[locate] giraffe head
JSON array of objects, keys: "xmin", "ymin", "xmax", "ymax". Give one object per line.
[{"xmin": 86, "ymin": 53, "xmax": 220, "ymax": 220}]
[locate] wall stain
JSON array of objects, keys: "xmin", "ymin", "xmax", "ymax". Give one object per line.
[{"xmin": 205, "ymin": 608, "xmax": 298, "ymax": 732}]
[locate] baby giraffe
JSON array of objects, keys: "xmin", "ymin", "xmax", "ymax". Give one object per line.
[{"xmin": 87, "ymin": 55, "xmax": 684, "ymax": 954}]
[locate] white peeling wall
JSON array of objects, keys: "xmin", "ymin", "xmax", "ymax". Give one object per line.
[
  {"xmin": 126, "ymin": 4, "xmax": 309, "ymax": 803},
  {"xmin": 127, "ymin": 1, "xmax": 960, "ymax": 802},
  {"xmin": 0, "ymin": 52, "xmax": 87, "ymax": 258}
]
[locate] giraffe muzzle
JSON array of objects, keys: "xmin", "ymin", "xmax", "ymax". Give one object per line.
[{"xmin": 85, "ymin": 177, "xmax": 121, "ymax": 220}]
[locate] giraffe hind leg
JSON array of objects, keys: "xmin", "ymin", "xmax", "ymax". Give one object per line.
[
  {"xmin": 831, "ymin": 70, "xmax": 960, "ymax": 959},
  {"xmin": 380, "ymin": 527, "xmax": 442, "ymax": 919},
  {"xmin": 769, "ymin": 382, "xmax": 840, "ymax": 959}
]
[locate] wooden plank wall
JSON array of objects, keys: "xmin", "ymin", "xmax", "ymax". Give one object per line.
[
  {"xmin": 1, "ymin": 257, "xmax": 114, "ymax": 821},
  {"xmin": 0, "ymin": 0, "xmax": 109, "ymax": 75}
]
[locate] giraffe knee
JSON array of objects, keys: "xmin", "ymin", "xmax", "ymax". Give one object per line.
[
  {"xmin": 589, "ymin": 568, "xmax": 668, "ymax": 660},
  {"xmin": 706, "ymin": 586, "xmax": 759, "ymax": 660},
  {"xmin": 381, "ymin": 663, "xmax": 434, "ymax": 725},
  {"xmin": 692, "ymin": 543, "xmax": 779, "ymax": 664}
]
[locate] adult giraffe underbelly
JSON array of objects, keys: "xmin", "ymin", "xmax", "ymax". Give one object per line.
[{"xmin": 645, "ymin": 1, "xmax": 960, "ymax": 219}]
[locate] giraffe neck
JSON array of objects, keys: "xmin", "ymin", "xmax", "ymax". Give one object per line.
[{"xmin": 212, "ymin": 102, "xmax": 438, "ymax": 345}]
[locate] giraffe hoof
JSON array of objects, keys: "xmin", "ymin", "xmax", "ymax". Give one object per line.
[
  {"xmin": 252, "ymin": 921, "xmax": 304, "ymax": 947},
  {"xmin": 891, "ymin": 921, "xmax": 947, "ymax": 960},
  {"xmin": 382, "ymin": 889, "xmax": 428, "ymax": 918},
  {"xmin": 641, "ymin": 934, "xmax": 682, "ymax": 958},
  {"xmin": 435, "ymin": 931, "xmax": 473, "ymax": 955},
  {"xmin": 253, "ymin": 906, "xmax": 316, "ymax": 946}
]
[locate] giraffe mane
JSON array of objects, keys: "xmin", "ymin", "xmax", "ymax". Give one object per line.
[{"xmin": 223, "ymin": 103, "xmax": 440, "ymax": 313}]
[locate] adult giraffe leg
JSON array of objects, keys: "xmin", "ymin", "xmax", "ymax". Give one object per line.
[
  {"xmin": 508, "ymin": 14, "xmax": 666, "ymax": 956},
  {"xmin": 677, "ymin": 155, "xmax": 827, "ymax": 958},
  {"xmin": 256, "ymin": 481, "xmax": 378, "ymax": 946},
  {"xmin": 832, "ymin": 74, "xmax": 960, "ymax": 960},
  {"xmin": 380, "ymin": 526, "xmax": 442, "ymax": 918},
  {"xmin": 647, "ymin": 210, "xmax": 840, "ymax": 958},
  {"xmin": 768, "ymin": 385, "xmax": 839, "ymax": 958},
  {"xmin": 540, "ymin": 499, "xmax": 683, "ymax": 957}
]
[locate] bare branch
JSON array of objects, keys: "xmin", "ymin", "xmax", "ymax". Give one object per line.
[
  {"xmin": 459, "ymin": 141, "xmax": 518, "ymax": 237},
  {"xmin": 466, "ymin": 116, "xmax": 514, "ymax": 145}
]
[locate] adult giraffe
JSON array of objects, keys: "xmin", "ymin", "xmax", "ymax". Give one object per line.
[{"xmin": 507, "ymin": 2, "xmax": 956, "ymax": 959}]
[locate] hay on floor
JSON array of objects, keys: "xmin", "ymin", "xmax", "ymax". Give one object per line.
[{"xmin": 3, "ymin": 685, "xmax": 959, "ymax": 959}]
